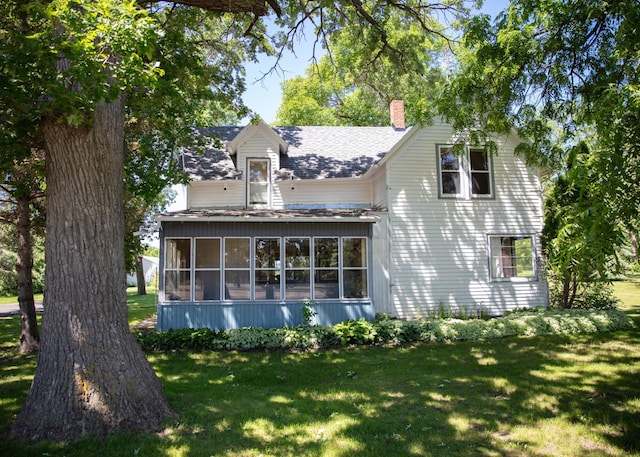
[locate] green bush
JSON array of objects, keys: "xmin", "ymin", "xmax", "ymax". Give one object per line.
[{"xmin": 134, "ymin": 308, "xmax": 634, "ymax": 353}]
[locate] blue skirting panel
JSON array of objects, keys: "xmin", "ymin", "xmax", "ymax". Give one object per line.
[{"xmin": 157, "ymin": 301, "xmax": 375, "ymax": 331}]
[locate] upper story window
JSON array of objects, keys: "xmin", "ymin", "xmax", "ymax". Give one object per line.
[
  {"xmin": 247, "ymin": 158, "xmax": 271, "ymax": 207},
  {"xmin": 438, "ymin": 145, "xmax": 493, "ymax": 199}
]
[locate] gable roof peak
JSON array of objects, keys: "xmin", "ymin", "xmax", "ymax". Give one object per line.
[{"xmin": 227, "ymin": 119, "xmax": 289, "ymax": 155}]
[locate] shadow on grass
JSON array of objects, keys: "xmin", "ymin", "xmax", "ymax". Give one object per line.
[{"xmin": 2, "ymin": 313, "xmax": 639, "ymax": 456}]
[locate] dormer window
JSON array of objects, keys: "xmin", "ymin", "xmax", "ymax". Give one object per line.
[{"xmin": 247, "ymin": 158, "xmax": 271, "ymax": 207}]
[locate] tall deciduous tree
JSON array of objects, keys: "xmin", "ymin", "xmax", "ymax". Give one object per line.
[
  {"xmin": 542, "ymin": 142, "xmax": 624, "ymax": 308},
  {"xmin": 4, "ymin": 0, "xmax": 263, "ymax": 441},
  {"xmin": 0, "ymin": 158, "xmax": 45, "ymax": 353},
  {"xmin": 275, "ymin": 5, "xmax": 463, "ymax": 126},
  {"xmin": 439, "ymin": 0, "xmax": 639, "ymax": 225},
  {"xmin": 3, "ymin": 0, "xmax": 474, "ymax": 441}
]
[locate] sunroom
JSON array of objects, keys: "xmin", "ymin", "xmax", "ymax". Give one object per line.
[{"xmin": 156, "ymin": 210, "xmax": 378, "ymax": 331}]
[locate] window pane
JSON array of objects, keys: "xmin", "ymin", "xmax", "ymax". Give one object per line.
[
  {"xmin": 249, "ymin": 160, "xmax": 269, "ymax": 183},
  {"xmin": 344, "ymin": 270, "xmax": 368, "ymax": 298},
  {"xmin": 166, "ymin": 239, "xmax": 190, "ymax": 269},
  {"xmin": 224, "ymin": 270, "xmax": 250, "ymax": 300},
  {"xmin": 255, "ymin": 238, "xmax": 280, "ymax": 269},
  {"xmin": 440, "ymin": 148, "xmax": 459, "ymax": 170},
  {"xmin": 471, "ymin": 172, "xmax": 490, "ymax": 195},
  {"xmin": 285, "ymin": 270, "xmax": 311, "ymax": 300},
  {"xmin": 490, "ymin": 236, "xmax": 534, "ymax": 279},
  {"xmin": 195, "ymin": 270, "xmax": 221, "ymax": 301},
  {"xmin": 195, "ymin": 238, "xmax": 220, "ymax": 268},
  {"xmin": 165, "ymin": 271, "xmax": 190, "ymax": 301},
  {"xmin": 225, "ymin": 238, "xmax": 250, "ymax": 268},
  {"xmin": 442, "ymin": 172, "xmax": 461, "ymax": 194},
  {"xmin": 249, "ymin": 183, "xmax": 269, "ymax": 206},
  {"xmin": 470, "ymin": 149, "xmax": 488, "ymax": 171},
  {"xmin": 249, "ymin": 160, "xmax": 270, "ymax": 206},
  {"xmin": 314, "ymin": 270, "xmax": 339, "ymax": 299},
  {"xmin": 343, "ymin": 238, "xmax": 367, "ymax": 267},
  {"xmin": 255, "ymin": 270, "xmax": 281, "ymax": 300},
  {"xmin": 286, "ymin": 238, "xmax": 310, "ymax": 268},
  {"xmin": 514, "ymin": 238, "xmax": 534, "ymax": 277},
  {"xmin": 315, "ymin": 238, "xmax": 339, "ymax": 267}
]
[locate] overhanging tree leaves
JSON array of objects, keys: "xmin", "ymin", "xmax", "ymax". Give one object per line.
[
  {"xmin": 274, "ymin": 2, "xmax": 468, "ymax": 126},
  {"xmin": 439, "ymin": 0, "xmax": 640, "ymax": 226}
]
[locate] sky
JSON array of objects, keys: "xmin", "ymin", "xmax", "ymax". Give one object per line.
[{"xmin": 241, "ymin": 1, "xmax": 509, "ymax": 124}]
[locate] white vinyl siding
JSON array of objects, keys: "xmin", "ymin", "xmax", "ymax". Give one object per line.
[
  {"xmin": 277, "ymin": 179, "xmax": 371, "ymax": 209},
  {"xmin": 384, "ymin": 121, "xmax": 546, "ymax": 318}
]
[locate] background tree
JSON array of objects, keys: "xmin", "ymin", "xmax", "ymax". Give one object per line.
[
  {"xmin": 3, "ymin": 0, "xmax": 474, "ymax": 441},
  {"xmin": 275, "ymin": 7, "xmax": 458, "ymax": 126},
  {"xmin": 124, "ymin": 188, "xmax": 174, "ymax": 295},
  {"xmin": 542, "ymin": 142, "xmax": 624, "ymax": 308},
  {"xmin": 0, "ymin": 157, "xmax": 46, "ymax": 353}
]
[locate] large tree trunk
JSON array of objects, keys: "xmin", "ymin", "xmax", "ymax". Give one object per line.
[
  {"xmin": 12, "ymin": 98, "xmax": 175, "ymax": 441},
  {"xmin": 16, "ymin": 193, "xmax": 40, "ymax": 353}
]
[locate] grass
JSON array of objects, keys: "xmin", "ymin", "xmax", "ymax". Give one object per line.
[
  {"xmin": 0, "ymin": 293, "xmax": 43, "ymax": 306},
  {"xmin": 0, "ymin": 279, "xmax": 638, "ymax": 456}
]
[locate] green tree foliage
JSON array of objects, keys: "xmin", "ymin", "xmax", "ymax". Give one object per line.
[
  {"xmin": 439, "ymin": 0, "xmax": 639, "ymax": 225},
  {"xmin": 275, "ymin": 5, "xmax": 464, "ymax": 126},
  {"xmin": 542, "ymin": 142, "xmax": 624, "ymax": 308}
]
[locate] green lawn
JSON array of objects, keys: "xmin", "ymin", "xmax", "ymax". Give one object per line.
[{"xmin": 0, "ymin": 280, "xmax": 638, "ymax": 456}]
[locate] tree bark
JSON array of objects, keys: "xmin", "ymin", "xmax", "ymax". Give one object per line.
[
  {"xmin": 16, "ymin": 193, "xmax": 40, "ymax": 353},
  {"xmin": 136, "ymin": 255, "xmax": 147, "ymax": 295},
  {"xmin": 12, "ymin": 97, "xmax": 175, "ymax": 441}
]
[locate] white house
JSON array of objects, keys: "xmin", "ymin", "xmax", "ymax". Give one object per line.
[{"xmin": 156, "ymin": 101, "xmax": 548, "ymax": 330}]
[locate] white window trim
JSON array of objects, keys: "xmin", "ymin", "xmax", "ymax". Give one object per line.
[{"xmin": 437, "ymin": 144, "xmax": 494, "ymax": 199}]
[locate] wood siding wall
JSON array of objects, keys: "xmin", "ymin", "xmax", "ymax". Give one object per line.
[
  {"xmin": 384, "ymin": 123, "xmax": 547, "ymax": 318},
  {"xmin": 157, "ymin": 302, "xmax": 375, "ymax": 331}
]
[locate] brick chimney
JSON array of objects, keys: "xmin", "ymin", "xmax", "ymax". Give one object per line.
[{"xmin": 390, "ymin": 99, "xmax": 405, "ymax": 129}]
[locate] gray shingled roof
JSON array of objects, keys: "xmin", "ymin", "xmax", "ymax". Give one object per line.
[{"xmin": 182, "ymin": 125, "xmax": 409, "ymax": 180}]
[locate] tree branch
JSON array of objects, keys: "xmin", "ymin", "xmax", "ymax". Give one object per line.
[{"xmin": 137, "ymin": 0, "xmax": 269, "ymax": 15}]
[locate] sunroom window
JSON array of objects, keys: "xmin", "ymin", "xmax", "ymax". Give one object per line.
[
  {"xmin": 314, "ymin": 238, "xmax": 340, "ymax": 299},
  {"xmin": 343, "ymin": 237, "xmax": 368, "ymax": 298},
  {"xmin": 163, "ymin": 236, "xmax": 370, "ymax": 303},
  {"xmin": 165, "ymin": 238, "xmax": 191, "ymax": 301},
  {"xmin": 285, "ymin": 237, "xmax": 311, "ymax": 300},
  {"xmin": 194, "ymin": 238, "xmax": 221, "ymax": 301},
  {"xmin": 224, "ymin": 238, "xmax": 251, "ymax": 300},
  {"xmin": 255, "ymin": 238, "xmax": 281, "ymax": 300}
]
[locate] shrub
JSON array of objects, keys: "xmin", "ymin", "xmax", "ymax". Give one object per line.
[
  {"xmin": 134, "ymin": 309, "xmax": 634, "ymax": 353},
  {"xmin": 334, "ymin": 318, "xmax": 377, "ymax": 345}
]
